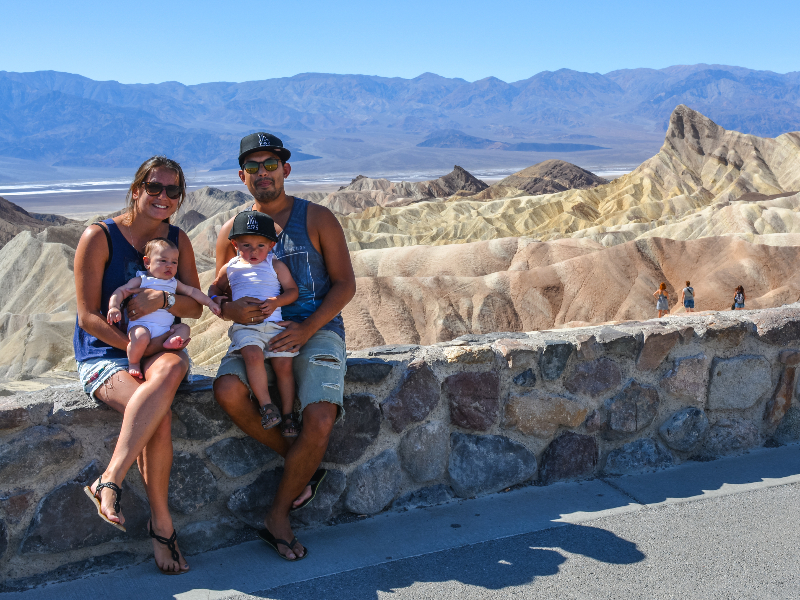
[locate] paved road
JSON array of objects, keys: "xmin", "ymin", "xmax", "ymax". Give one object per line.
[{"xmin": 5, "ymin": 445, "xmax": 800, "ymax": 600}]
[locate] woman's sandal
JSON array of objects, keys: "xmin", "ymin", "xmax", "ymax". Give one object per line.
[
  {"xmin": 149, "ymin": 520, "xmax": 188, "ymax": 575},
  {"xmin": 83, "ymin": 477, "xmax": 126, "ymax": 532},
  {"xmin": 280, "ymin": 413, "xmax": 301, "ymax": 438},
  {"xmin": 258, "ymin": 403, "xmax": 282, "ymax": 430}
]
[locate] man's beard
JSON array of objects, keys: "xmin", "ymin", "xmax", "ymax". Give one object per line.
[{"xmin": 252, "ymin": 180, "xmax": 283, "ymax": 202}]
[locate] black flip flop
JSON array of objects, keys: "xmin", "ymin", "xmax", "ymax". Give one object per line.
[
  {"xmin": 290, "ymin": 469, "xmax": 327, "ymax": 512},
  {"xmin": 257, "ymin": 528, "xmax": 308, "ymax": 561}
]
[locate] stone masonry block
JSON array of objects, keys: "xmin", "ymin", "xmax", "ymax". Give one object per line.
[
  {"xmin": 381, "ymin": 359, "xmax": 441, "ymax": 433},
  {"xmin": 504, "ymin": 392, "xmax": 588, "ymax": 438},
  {"xmin": 539, "ymin": 431, "xmax": 598, "ymax": 484},
  {"xmin": 660, "ymin": 354, "xmax": 710, "ymax": 406},
  {"xmin": 636, "ymin": 329, "xmax": 680, "ymax": 371},
  {"xmin": 564, "ymin": 357, "xmax": 622, "ymax": 398},
  {"xmin": 708, "ymin": 355, "xmax": 772, "ymax": 410},
  {"xmin": 399, "ymin": 421, "xmax": 449, "ymax": 483},
  {"xmin": 345, "ymin": 450, "xmax": 401, "ymax": 514},
  {"xmin": 659, "ymin": 407, "xmax": 709, "ymax": 452},
  {"xmin": 324, "ymin": 394, "xmax": 381, "ymax": 464},
  {"xmin": 540, "ymin": 341, "xmax": 573, "ymax": 380},
  {"xmin": 606, "ymin": 381, "xmax": 659, "ymax": 435},
  {"xmin": 444, "ymin": 371, "xmax": 500, "ymax": 431},
  {"xmin": 448, "ymin": 433, "xmax": 537, "ymax": 497},
  {"xmin": 0, "ymin": 426, "xmax": 81, "ymax": 486}
]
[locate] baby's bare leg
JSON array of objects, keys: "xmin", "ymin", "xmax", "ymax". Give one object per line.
[
  {"xmin": 163, "ymin": 323, "xmax": 190, "ymax": 350},
  {"xmin": 271, "ymin": 357, "xmax": 296, "ymax": 416},
  {"xmin": 128, "ymin": 326, "xmax": 151, "ymax": 379}
]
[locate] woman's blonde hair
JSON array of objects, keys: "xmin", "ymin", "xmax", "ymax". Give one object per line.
[
  {"xmin": 124, "ymin": 156, "xmax": 186, "ymax": 225},
  {"xmin": 659, "ymin": 282, "xmax": 667, "ymax": 290}
]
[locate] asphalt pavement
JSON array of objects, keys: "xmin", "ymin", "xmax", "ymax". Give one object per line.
[{"xmin": 5, "ymin": 445, "xmax": 800, "ymax": 600}]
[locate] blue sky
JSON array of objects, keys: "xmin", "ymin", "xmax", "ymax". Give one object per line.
[{"xmin": 1, "ymin": 0, "xmax": 797, "ymax": 84}]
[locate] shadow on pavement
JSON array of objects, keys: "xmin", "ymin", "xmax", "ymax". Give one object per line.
[{"xmin": 253, "ymin": 523, "xmax": 645, "ymax": 599}]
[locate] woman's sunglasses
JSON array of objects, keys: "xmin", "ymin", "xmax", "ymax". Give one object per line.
[
  {"xmin": 142, "ymin": 181, "xmax": 182, "ymax": 199},
  {"xmin": 243, "ymin": 158, "xmax": 280, "ymax": 174}
]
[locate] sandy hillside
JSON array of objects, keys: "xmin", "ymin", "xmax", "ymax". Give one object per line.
[{"xmin": 3, "ymin": 105, "xmax": 800, "ymax": 377}]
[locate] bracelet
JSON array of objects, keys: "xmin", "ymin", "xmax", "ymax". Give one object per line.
[
  {"xmin": 210, "ymin": 295, "xmax": 218, "ymax": 301},
  {"xmin": 162, "ymin": 290, "xmax": 168, "ymax": 309}
]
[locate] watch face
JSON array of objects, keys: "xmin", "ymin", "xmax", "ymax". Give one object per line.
[{"xmin": 167, "ymin": 293, "xmax": 176, "ymax": 308}]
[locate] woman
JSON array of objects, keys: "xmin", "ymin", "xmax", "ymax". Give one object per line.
[
  {"xmin": 74, "ymin": 156, "xmax": 202, "ymax": 575},
  {"xmin": 680, "ymin": 280, "xmax": 695, "ymax": 312},
  {"xmin": 653, "ymin": 282, "xmax": 669, "ymax": 317},
  {"xmin": 734, "ymin": 285, "xmax": 746, "ymax": 310}
]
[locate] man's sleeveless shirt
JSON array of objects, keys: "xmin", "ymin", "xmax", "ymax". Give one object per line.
[{"xmin": 260, "ymin": 198, "xmax": 345, "ymax": 340}]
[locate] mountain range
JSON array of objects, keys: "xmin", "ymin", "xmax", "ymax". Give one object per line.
[{"xmin": 1, "ymin": 65, "xmax": 799, "ymax": 171}]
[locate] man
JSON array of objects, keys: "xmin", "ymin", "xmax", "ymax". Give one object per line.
[{"xmin": 213, "ymin": 132, "xmax": 356, "ymax": 560}]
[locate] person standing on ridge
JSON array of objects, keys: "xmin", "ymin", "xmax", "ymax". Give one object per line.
[
  {"xmin": 212, "ymin": 132, "xmax": 356, "ymax": 561},
  {"xmin": 734, "ymin": 285, "xmax": 746, "ymax": 310},
  {"xmin": 680, "ymin": 281, "xmax": 695, "ymax": 313},
  {"xmin": 654, "ymin": 282, "xmax": 669, "ymax": 317}
]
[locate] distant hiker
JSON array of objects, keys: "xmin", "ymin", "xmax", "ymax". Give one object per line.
[
  {"xmin": 680, "ymin": 281, "xmax": 695, "ymax": 312},
  {"xmin": 654, "ymin": 282, "xmax": 669, "ymax": 317},
  {"xmin": 107, "ymin": 237, "xmax": 221, "ymax": 379},
  {"xmin": 212, "ymin": 132, "xmax": 356, "ymax": 561},
  {"xmin": 209, "ymin": 211, "xmax": 301, "ymax": 438},
  {"xmin": 74, "ymin": 156, "xmax": 201, "ymax": 574},
  {"xmin": 734, "ymin": 285, "xmax": 746, "ymax": 310}
]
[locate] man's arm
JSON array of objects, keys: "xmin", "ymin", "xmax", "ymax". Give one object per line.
[{"xmin": 269, "ymin": 205, "xmax": 355, "ymax": 352}]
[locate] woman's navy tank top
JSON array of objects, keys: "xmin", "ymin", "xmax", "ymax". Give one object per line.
[
  {"xmin": 270, "ymin": 198, "xmax": 346, "ymax": 340},
  {"xmin": 73, "ymin": 218, "xmax": 180, "ymax": 362}
]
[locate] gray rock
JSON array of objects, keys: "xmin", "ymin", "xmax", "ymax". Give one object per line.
[
  {"xmin": 205, "ymin": 437, "xmax": 280, "ymax": 478},
  {"xmin": 178, "ymin": 517, "xmax": 245, "ymax": 555},
  {"xmin": 50, "ymin": 390, "xmax": 117, "ymax": 427},
  {"xmin": 448, "ymin": 433, "xmax": 537, "ymax": 497},
  {"xmin": 367, "ymin": 344, "xmax": 420, "ymax": 356},
  {"xmin": 0, "ymin": 489, "xmax": 35, "ymax": 524},
  {"xmin": 0, "ymin": 519, "xmax": 6, "ymax": 560},
  {"xmin": 584, "ymin": 409, "xmax": 607, "ymax": 433},
  {"xmin": 0, "ymin": 426, "xmax": 81, "ymax": 486},
  {"xmin": 168, "ymin": 452, "xmax": 218, "ymax": 514},
  {"xmin": 291, "ymin": 469, "xmax": 347, "ymax": 526},
  {"xmin": 540, "ymin": 341, "xmax": 573, "ymax": 380},
  {"xmin": 172, "ymin": 390, "xmax": 233, "ymax": 440},
  {"xmin": 380, "ymin": 359, "xmax": 441, "ymax": 433},
  {"xmin": 399, "ymin": 421, "xmax": 449, "ymax": 483},
  {"xmin": 700, "ymin": 418, "xmax": 761, "ymax": 458},
  {"xmin": 660, "ymin": 354, "xmax": 710, "ymax": 405},
  {"xmin": 21, "ymin": 463, "xmax": 149, "ymax": 554},
  {"xmin": 597, "ymin": 329, "xmax": 641, "ymax": 359},
  {"xmin": 345, "ymin": 358, "xmax": 393, "ymax": 384},
  {"xmin": 564, "ymin": 357, "xmax": 622, "ymax": 398},
  {"xmin": 636, "ymin": 329, "xmax": 680, "ymax": 371},
  {"xmin": 753, "ymin": 308, "xmax": 800, "ymax": 346},
  {"xmin": 702, "ymin": 321, "xmax": 753, "ymax": 347},
  {"xmin": 227, "ymin": 468, "xmax": 282, "ymax": 528},
  {"xmin": 392, "ymin": 485, "xmax": 455, "ymax": 511},
  {"xmin": 324, "ymin": 394, "xmax": 381, "ymax": 464},
  {"xmin": 0, "ymin": 393, "xmax": 51, "ymax": 431},
  {"xmin": 604, "ymin": 438, "xmax": 674, "ymax": 475},
  {"xmin": 765, "ymin": 366, "xmax": 795, "ymax": 426},
  {"xmin": 659, "ymin": 407, "xmax": 709, "ymax": 452},
  {"xmin": 512, "ymin": 368, "xmax": 537, "ymax": 387},
  {"xmin": 539, "ymin": 431, "xmax": 598, "ymax": 484},
  {"xmin": 444, "ymin": 371, "xmax": 500, "ymax": 431},
  {"xmin": 606, "ymin": 381, "xmax": 659, "ymax": 434},
  {"xmin": 774, "ymin": 405, "xmax": 800, "ymax": 444},
  {"xmin": 345, "ymin": 450, "xmax": 402, "ymax": 514},
  {"xmin": 708, "ymin": 355, "xmax": 773, "ymax": 410},
  {"xmin": 0, "ymin": 552, "xmax": 138, "ymax": 593}
]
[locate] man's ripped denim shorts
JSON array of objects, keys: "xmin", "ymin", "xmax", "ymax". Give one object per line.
[{"xmin": 215, "ymin": 329, "xmax": 347, "ymax": 422}]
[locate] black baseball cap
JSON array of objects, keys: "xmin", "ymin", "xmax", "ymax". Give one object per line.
[
  {"xmin": 229, "ymin": 211, "xmax": 279, "ymax": 242},
  {"xmin": 238, "ymin": 132, "xmax": 291, "ymax": 167}
]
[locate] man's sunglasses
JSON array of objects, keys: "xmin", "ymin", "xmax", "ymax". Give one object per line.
[
  {"xmin": 142, "ymin": 181, "xmax": 182, "ymax": 199},
  {"xmin": 243, "ymin": 158, "xmax": 280, "ymax": 174}
]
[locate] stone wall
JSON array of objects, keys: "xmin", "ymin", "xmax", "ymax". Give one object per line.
[{"xmin": 4, "ymin": 305, "xmax": 800, "ymax": 588}]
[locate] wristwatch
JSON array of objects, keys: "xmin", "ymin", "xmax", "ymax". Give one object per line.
[{"xmin": 165, "ymin": 292, "xmax": 176, "ymax": 309}]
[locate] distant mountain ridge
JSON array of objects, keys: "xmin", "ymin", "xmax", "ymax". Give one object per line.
[{"xmin": 1, "ymin": 65, "xmax": 799, "ymax": 168}]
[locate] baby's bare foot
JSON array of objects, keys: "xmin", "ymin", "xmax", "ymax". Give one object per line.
[
  {"xmin": 163, "ymin": 335, "xmax": 185, "ymax": 350},
  {"xmin": 128, "ymin": 364, "xmax": 143, "ymax": 379}
]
